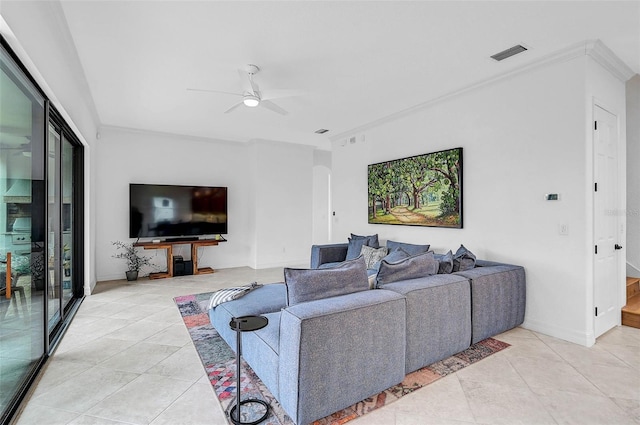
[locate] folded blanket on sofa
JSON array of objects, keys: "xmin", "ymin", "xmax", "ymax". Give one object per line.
[{"xmin": 208, "ymin": 282, "xmax": 262, "ymax": 309}]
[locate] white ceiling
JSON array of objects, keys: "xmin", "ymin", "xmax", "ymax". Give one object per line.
[{"xmin": 58, "ymin": 1, "xmax": 640, "ymax": 150}]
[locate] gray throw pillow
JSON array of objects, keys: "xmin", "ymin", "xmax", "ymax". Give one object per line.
[
  {"xmin": 360, "ymin": 245, "xmax": 387, "ymax": 269},
  {"xmin": 436, "ymin": 250, "xmax": 454, "ymax": 274},
  {"xmin": 386, "ymin": 240, "xmax": 431, "ymax": 256},
  {"xmin": 453, "ymin": 245, "xmax": 476, "ymax": 272},
  {"xmin": 376, "ymin": 251, "xmax": 439, "ymax": 287},
  {"xmin": 284, "ymin": 256, "xmax": 369, "ymax": 306}
]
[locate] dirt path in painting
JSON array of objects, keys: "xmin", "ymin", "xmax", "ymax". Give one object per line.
[{"xmin": 390, "ymin": 206, "xmax": 430, "ymax": 223}]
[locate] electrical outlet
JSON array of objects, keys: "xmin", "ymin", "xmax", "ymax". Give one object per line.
[{"xmin": 559, "ymin": 224, "xmax": 568, "ymax": 235}]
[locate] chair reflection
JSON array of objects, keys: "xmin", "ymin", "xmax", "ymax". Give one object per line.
[{"xmin": 1, "ymin": 270, "xmax": 26, "ymax": 319}]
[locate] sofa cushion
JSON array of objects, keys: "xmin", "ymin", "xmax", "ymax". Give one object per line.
[
  {"xmin": 455, "ymin": 264, "xmax": 526, "ymax": 343},
  {"xmin": 386, "ymin": 240, "xmax": 430, "ymax": 256},
  {"xmin": 376, "ymin": 251, "xmax": 439, "ymax": 287},
  {"xmin": 284, "ymin": 256, "xmax": 369, "ymax": 306},
  {"xmin": 360, "ymin": 245, "xmax": 388, "ymax": 269},
  {"xmin": 435, "ymin": 250, "xmax": 454, "ymax": 274},
  {"xmin": 381, "ymin": 274, "xmax": 471, "ymax": 373},
  {"xmin": 252, "ymin": 311, "xmax": 281, "ymax": 355},
  {"xmin": 207, "ymin": 282, "xmax": 262, "ymax": 309},
  {"xmin": 453, "ymin": 245, "xmax": 476, "ymax": 272}
]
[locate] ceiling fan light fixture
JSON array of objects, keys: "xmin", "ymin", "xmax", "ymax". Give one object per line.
[{"xmin": 243, "ymin": 94, "xmax": 260, "ymax": 107}]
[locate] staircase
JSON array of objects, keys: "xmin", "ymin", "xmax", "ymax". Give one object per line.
[{"xmin": 622, "ymin": 277, "xmax": 640, "ymax": 329}]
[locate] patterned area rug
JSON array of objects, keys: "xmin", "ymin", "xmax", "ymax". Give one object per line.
[{"xmin": 175, "ymin": 292, "xmax": 510, "ymax": 425}]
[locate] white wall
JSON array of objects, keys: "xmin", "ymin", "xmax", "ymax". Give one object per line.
[
  {"xmin": 585, "ymin": 55, "xmax": 629, "ymax": 330},
  {"xmin": 249, "ymin": 140, "xmax": 314, "ymax": 268},
  {"xmin": 312, "ymin": 150, "xmax": 332, "ymax": 245},
  {"xmin": 331, "ymin": 47, "xmax": 628, "ymax": 346},
  {"xmin": 95, "ymin": 129, "xmax": 314, "ymax": 280},
  {"xmin": 627, "ymin": 74, "xmax": 640, "ymax": 277}
]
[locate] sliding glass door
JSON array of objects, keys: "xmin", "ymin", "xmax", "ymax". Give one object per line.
[
  {"xmin": 0, "ymin": 41, "xmax": 46, "ymax": 422},
  {"xmin": 0, "ymin": 39, "xmax": 84, "ymax": 423}
]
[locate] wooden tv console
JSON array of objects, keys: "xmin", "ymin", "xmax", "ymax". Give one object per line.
[{"xmin": 133, "ymin": 239, "xmax": 224, "ymax": 279}]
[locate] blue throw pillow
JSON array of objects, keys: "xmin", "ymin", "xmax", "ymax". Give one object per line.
[
  {"xmin": 346, "ymin": 237, "xmax": 369, "ymax": 260},
  {"xmin": 453, "ymin": 245, "xmax": 476, "ymax": 272},
  {"xmin": 284, "ymin": 256, "xmax": 369, "ymax": 306},
  {"xmin": 386, "ymin": 240, "xmax": 431, "ymax": 256},
  {"xmin": 381, "ymin": 247, "xmax": 410, "ymax": 264},
  {"xmin": 346, "ymin": 233, "xmax": 380, "ymax": 259},
  {"xmin": 435, "ymin": 250, "xmax": 454, "ymax": 274},
  {"xmin": 350, "ymin": 233, "xmax": 380, "ymax": 248},
  {"xmin": 376, "ymin": 251, "xmax": 439, "ymax": 287}
]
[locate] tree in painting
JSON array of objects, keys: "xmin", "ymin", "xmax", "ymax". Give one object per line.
[{"xmin": 368, "ymin": 148, "xmax": 462, "ymax": 228}]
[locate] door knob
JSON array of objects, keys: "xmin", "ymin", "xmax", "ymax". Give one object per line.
[{"xmin": 615, "ymin": 244, "xmax": 623, "ymax": 250}]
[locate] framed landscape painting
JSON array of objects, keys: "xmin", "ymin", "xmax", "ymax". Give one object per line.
[{"xmin": 368, "ymin": 147, "xmax": 463, "ymax": 228}]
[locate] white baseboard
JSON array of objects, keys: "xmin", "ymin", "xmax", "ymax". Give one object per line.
[
  {"xmin": 522, "ymin": 318, "xmax": 595, "ymax": 347},
  {"xmin": 254, "ymin": 258, "xmax": 308, "ymax": 270}
]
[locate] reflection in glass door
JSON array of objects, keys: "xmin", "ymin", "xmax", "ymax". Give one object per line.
[
  {"xmin": 46, "ymin": 122, "xmax": 77, "ymax": 333},
  {"xmin": 47, "ymin": 124, "xmax": 60, "ymax": 331},
  {"xmin": 0, "ymin": 43, "xmax": 46, "ymax": 421},
  {"xmin": 62, "ymin": 135, "xmax": 74, "ymax": 311}
]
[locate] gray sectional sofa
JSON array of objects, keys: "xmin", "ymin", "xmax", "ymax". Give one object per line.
[{"xmin": 209, "ymin": 242, "xmax": 526, "ymax": 425}]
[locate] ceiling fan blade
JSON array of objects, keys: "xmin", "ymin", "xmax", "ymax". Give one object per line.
[
  {"xmin": 224, "ymin": 101, "xmax": 245, "ymax": 114},
  {"xmin": 260, "ymin": 89, "xmax": 305, "ymax": 101},
  {"xmin": 187, "ymin": 88, "xmax": 243, "ymax": 97},
  {"xmin": 260, "ymin": 100, "xmax": 288, "ymax": 116}
]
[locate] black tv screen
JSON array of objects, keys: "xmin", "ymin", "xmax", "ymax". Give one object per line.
[{"xmin": 129, "ymin": 184, "xmax": 227, "ymax": 238}]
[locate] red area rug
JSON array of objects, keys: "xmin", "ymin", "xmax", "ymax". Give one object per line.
[{"xmin": 175, "ymin": 292, "xmax": 510, "ymax": 425}]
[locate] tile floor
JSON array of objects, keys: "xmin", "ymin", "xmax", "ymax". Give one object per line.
[{"xmin": 12, "ymin": 266, "xmax": 640, "ymax": 425}]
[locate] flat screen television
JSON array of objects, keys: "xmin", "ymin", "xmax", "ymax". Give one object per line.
[{"xmin": 129, "ymin": 184, "xmax": 227, "ymax": 238}]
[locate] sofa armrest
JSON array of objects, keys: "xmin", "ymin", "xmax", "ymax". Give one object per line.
[
  {"xmin": 310, "ymin": 243, "xmax": 348, "ymax": 268},
  {"xmin": 278, "ymin": 289, "xmax": 406, "ymax": 424},
  {"xmin": 475, "ymin": 259, "xmax": 519, "ymax": 268}
]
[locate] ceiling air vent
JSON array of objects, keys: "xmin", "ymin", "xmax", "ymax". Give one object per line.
[
  {"xmin": 314, "ymin": 128, "xmax": 329, "ymax": 134},
  {"xmin": 490, "ymin": 44, "xmax": 528, "ymax": 61}
]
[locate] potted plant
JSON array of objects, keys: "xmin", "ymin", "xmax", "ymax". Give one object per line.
[{"xmin": 112, "ymin": 241, "xmax": 152, "ymax": 281}]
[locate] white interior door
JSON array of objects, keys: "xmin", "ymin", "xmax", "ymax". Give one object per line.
[{"xmin": 594, "ymin": 105, "xmax": 621, "ymax": 337}]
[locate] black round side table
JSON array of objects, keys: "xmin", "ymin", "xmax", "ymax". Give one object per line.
[{"xmin": 228, "ymin": 315, "xmax": 270, "ymax": 425}]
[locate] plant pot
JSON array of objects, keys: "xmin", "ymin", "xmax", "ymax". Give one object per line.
[{"xmin": 125, "ymin": 270, "xmax": 138, "ymax": 281}]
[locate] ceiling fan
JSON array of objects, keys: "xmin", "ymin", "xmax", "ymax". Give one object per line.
[{"xmin": 188, "ymin": 64, "xmax": 302, "ymax": 115}]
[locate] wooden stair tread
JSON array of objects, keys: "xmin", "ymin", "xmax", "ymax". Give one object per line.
[
  {"xmin": 623, "ymin": 294, "xmax": 640, "ymax": 313},
  {"xmin": 623, "ymin": 278, "xmax": 640, "ymax": 329},
  {"xmin": 622, "ymin": 294, "xmax": 640, "ymax": 328}
]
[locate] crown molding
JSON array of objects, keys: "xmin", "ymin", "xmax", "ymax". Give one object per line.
[
  {"xmin": 98, "ymin": 124, "xmax": 243, "ymax": 146},
  {"xmin": 330, "ymin": 40, "xmax": 632, "ymax": 143},
  {"xmin": 586, "ymin": 39, "xmax": 635, "ymax": 82}
]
